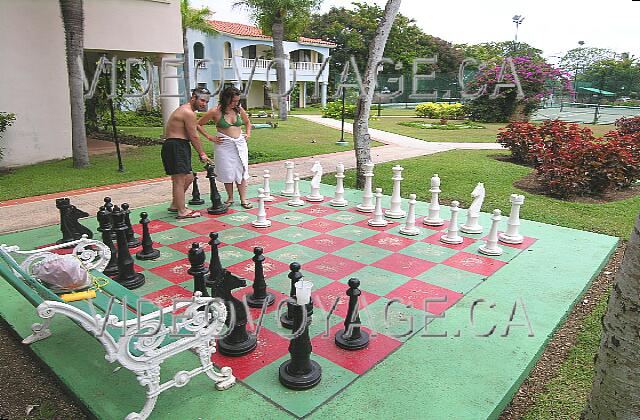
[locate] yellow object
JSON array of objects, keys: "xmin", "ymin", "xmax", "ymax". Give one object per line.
[{"xmin": 60, "ymin": 290, "xmax": 96, "ymax": 302}]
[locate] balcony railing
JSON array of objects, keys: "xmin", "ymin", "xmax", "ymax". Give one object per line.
[
  {"xmin": 291, "ymin": 62, "xmax": 322, "ymax": 72},
  {"xmin": 194, "ymin": 59, "xmax": 207, "ymax": 69},
  {"xmin": 241, "ymin": 58, "xmax": 272, "ymax": 69},
  {"xmin": 223, "ymin": 58, "xmax": 232, "ymax": 68}
]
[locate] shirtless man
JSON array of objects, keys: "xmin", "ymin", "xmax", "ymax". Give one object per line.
[{"xmin": 161, "ymin": 87, "xmax": 211, "ymax": 219}]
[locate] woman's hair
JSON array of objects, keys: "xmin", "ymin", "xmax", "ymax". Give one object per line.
[{"xmin": 219, "ymin": 86, "xmax": 241, "ymax": 113}]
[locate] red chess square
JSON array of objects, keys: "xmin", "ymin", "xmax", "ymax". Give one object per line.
[
  {"xmin": 149, "ymin": 260, "xmax": 194, "ymax": 284},
  {"xmin": 297, "ymin": 205, "xmax": 340, "ymax": 217},
  {"xmin": 311, "ymin": 324, "xmax": 401, "ymax": 374},
  {"xmin": 233, "ymin": 236, "xmax": 291, "ymax": 253},
  {"xmin": 167, "ymin": 236, "xmax": 215, "ymax": 254},
  {"xmin": 352, "ymin": 218, "xmax": 401, "ymax": 231},
  {"xmin": 371, "ymin": 254, "xmax": 436, "ymax": 278},
  {"xmin": 143, "ymin": 285, "xmax": 193, "ymax": 308},
  {"xmin": 132, "ymin": 219, "xmax": 176, "ymax": 235},
  {"xmin": 304, "ymin": 254, "xmax": 366, "ymax": 281},
  {"xmin": 36, "ymin": 243, "xmax": 74, "ymax": 255},
  {"xmin": 227, "ymin": 258, "xmax": 290, "ymax": 279},
  {"xmin": 249, "ymin": 194, "xmax": 288, "ymax": 204},
  {"xmin": 442, "ymin": 251, "xmax": 507, "ymax": 276},
  {"xmin": 298, "ymin": 218, "xmax": 346, "ymax": 233},
  {"xmin": 360, "ymin": 232, "xmax": 414, "ymax": 252},
  {"xmin": 385, "ymin": 279, "xmax": 463, "ymax": 315},
  {"xmin": 313, "ymin": 281, "xmax": 380, "ymax": 319},
  {"xmin": 182, "ymin": 219, "xmax": 235, "ymax": 235},
  {"xmin": 246, "ymin": 205, "xmax": 290, "ymax": 217},
  {"xmin": 203, "ymin": 208, "xmax": 238, "ymax": 218},
  {"xmin": 498, "ymin": 235, "xmax": 537, "ymax": 250},
  {"xmin": 415, "ymin": 217, "xmax": 449, "ymax": 231},
  {"xmin": 239, "ymin": 220, "xmax": 289, "ymax": 234},
  {"xmin": 297, "ymin": 234, "xmax": 354, "ymax": 253},
  {"xmin": 422, "ymin": 231, "xmax": 477, "ymax": 250},
  {"xmin": 232, "ymin": 287, "xmax": 290, "ymax": 320}
]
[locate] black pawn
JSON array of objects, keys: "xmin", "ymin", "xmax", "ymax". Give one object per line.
[
  {"xmin": 281, "ymin": 262, "xmax": 313, "ymax": 329},
  {"xmin": 279, "ymin": 303, "xmax": 322, "ymax": 390},
  {"xmin": 206, "ymin": 164, "xmax": 229, "ymax": 215},
  {"xmin": 121, "ymin": 203, "xmax": 141, "ymax": 248},
  {"xmin": 103, "ymin": 197, "xmax": 116, "ymax": 240},
  {"xmin": 246, "ymin": 247, "xmax": 275, "ymax": 308},
  {"xmin": 135, "ymin": 212, "xmax": 160, "ymax": 260},
  {"xmin": 188, "ymin": 172, "xmax": 205, "ymax": 205},
  {"xmin": 111, "ymin": 206, "xmax": 145, "ymax": 289},
  {"xmin": 335, "ymin": 278, "xmax": 369, "ymax": 350},
  {"xmin": 205, "ymin": 232, "xmax": 224, "ymax": 288},
  {"xmin": 188, "ymin": 243, "xmax": 209, "ymax": 297},
  {"xmin": 97, "ymin": 206, "xmax": 119, "ymax": 277}
]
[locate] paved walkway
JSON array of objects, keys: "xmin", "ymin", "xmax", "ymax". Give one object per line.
[{"xmin": 0, "ymin": 116, "xmax": 503, "ymax": 234}]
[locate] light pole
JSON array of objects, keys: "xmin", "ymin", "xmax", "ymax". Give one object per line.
[
  {"xmin": 574, "ymin": 41, "xmax": 585, "ymax": 102},
  {"xmin": 103, "ymin": 54, "xmax": 124, "ymax": 172},
  {"xmin": 512, "ymin": 15, "xmax": 525, "ymax": 43}
]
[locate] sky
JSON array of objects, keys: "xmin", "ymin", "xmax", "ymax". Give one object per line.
[{"xmin": 190, "ymin": 0, "xmax": 640, "ymax": 63}]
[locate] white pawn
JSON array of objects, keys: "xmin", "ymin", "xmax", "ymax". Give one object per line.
[
  {"xmin": 385, "ymin": 165, "xmax": 407, "ymax": 219},
  {"xmin": 281, "ymin": 161, "xmax": 295, "ymax": 196},
  {"xmin": 357, "ymin": 162, "xmax": 375, "ymax": 213},
  {"xmin": 288, "ymin": 173, "xmax": 305, "ymax": 207},
  {"xmin": 440, "ymin": 201, "xmax": 463, "ymax": 244},
  {"xmin": 252, "ymin": 188, "xmax": 272, "ymax": 228},
  {"xmin": 262, "ymin": 169, "xmax": 274, "ymax": 202},
  {"xmin": 479, "ymin": 209, "xmax": 504, "ymax": 256},
  {"xmin": 499, "ymin": 194, "xmax": 525, "ymax": 244},
  {"xmin": 399, "ymin": 194, "xmax": 420, "ymax": 236},
  {"xmin": 330, "ymin": 162, "xmax": 348, "ymax": 207},
  {"xmin": 423, "ymin": 174, "xmax": 444, "ymax": 226},
  {"xmin": 368, "ymin": 188, "xmax": 388, "ymax": 227}
]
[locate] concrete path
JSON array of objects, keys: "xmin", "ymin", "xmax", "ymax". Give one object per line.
[{"xmin": 0, "ymin": 117, "xmax": 503, "ymax": 234}]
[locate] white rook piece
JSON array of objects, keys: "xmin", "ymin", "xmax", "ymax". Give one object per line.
[
  {"xmin": 252, "ymin": 188, "xmax": 272, "ymax": 228},
  {"xmin": 440, "ymin": 201, "xmax": 463, "ymax": 244},
  {"xmin": 460, "ymin": 182, "xmax": 485, "ymax": 234},
  {"xmin": 288, "ymin": 174, "xmax": 305, "ymax": 206},
  {"xmin": 262, "ymin": 169, "xmax": 274, "ymax": 202},
  {"xmin": 281, "ymin": 161, "xmax": 295, "ymax": 196},
  {"xmin": 306, "ymin": 161, "xmax": 324, "ymax": 202},
  {"xmin": 423, "ymin": 174, "xmax": 444, "ymax": 226},
  {"xmin": 357, "ymin": 162, "xmax": 375, "ymax": 213},
  {"xmin": 330, "ymin": 162, "xmax": 348, "ymax": 207},
  {"xmin": 368, "ymin": 188, "xmax": 388, "ymax": 227},
  {"xmin": 399, "ymin": 194, "xmax": 420, "ymax": 236},
  {"xmin": 479, "ymin": 209, "xmax": 504, "ymax": 256},
  {"xmin": 385, "ymin": 165, "xmax": 407, "ymax": 219},
  {"xmin": 499, "ymin": 194, "xmax": 525, "ymax": 244}
]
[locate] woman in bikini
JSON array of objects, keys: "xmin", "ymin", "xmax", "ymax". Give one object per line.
[{"xmin": 197, "ymin": 87, "xmax": 253, "ymax": 209}]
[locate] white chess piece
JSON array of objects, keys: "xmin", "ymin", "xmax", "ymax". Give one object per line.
[
  {"xmin": 330, "ymin": 162, "xmax": 348, "ymax": 207},
  {"xmin": 281, "ymin": 161, "xmax": 295, "ymax": 196},
  {"xmin": 306, "ymin": 161, "xmax": 324, "ymax": 202},
  {"xmin": 262, "ymin": 169, "xmax": 274, "ymax": 202},
  {"xmin": 479, "ymin": 209, "xmax": 504, "ymax": 256},
  {"xmin": 440, "ymin": 201, "xmax": 463, "ymax": 244},
  {"xmin": 357, "ymin": 162, "xmax": 375, "ymax": 213},
  {"xmin": 460, "ymin": 182, "xmax": 485, "ymax": 234},
  {"xmin": 499, "ymin": 194, "xmax": 525, "ymax": 244},
  {"xmin": 423, "ymin": 174, "xmax": 444, "ymax": 226},
  {"xmin": 385, "ymin": 165, "xmax": 407, "ymax": 219},
  {"xmin": 288, "ymin": 173, "xmax": 305, "ymax": 206},
  {"xmin": 399, "ymin": 194, "xmax": 420, "ymax": 236},
  {"xmin": 368, "ymin": 188, "xmax": 388, "ymax": 227},
  {"xmin": 252, "ymin": 188, "xmax": 272, "ymax": 228}
]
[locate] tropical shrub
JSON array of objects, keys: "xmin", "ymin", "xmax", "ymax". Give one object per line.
[
  {"xmin": 414, "ymin": 102, "xmax": 468, "ymax": 119},
  {"xmin": 322, "ymin": 101, "xmax": 356, "ymax": 119},
  {"xmin": 614, "ymin": 116, "xmax": 640, "ymax": 135},
  {"xmin": 0, "ymin": 112, "xmax": 17, "ymax": 161}
]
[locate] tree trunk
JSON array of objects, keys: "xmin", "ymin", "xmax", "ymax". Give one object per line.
[
  {"xmin": 60, "ymin": 0, "xmax": 89, "ymax": 168},
  {"xmin": 272, "ymin": 14, "xmax": 288, "ymax": 121},
  {"xmin": 182, "ymin": 28, "xmax": 191, "ymax": 103},
  {"xmin": 352, "ymin": 0, "xmax": 401, "ymax": 188},
  {"xmin": 582, "ymin": 213, "xmax": 640, "ymax": 419}
]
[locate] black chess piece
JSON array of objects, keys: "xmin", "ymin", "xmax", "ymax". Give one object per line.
[
  {"xmin": 188, "ymin": 243, "xmax": 210, "ymax": 297},
  {"xmin": 188, "ymin": 171, "xmax": 205, "ymax": 205},
  {"xmin": 334, "ymin": 278, "xmax": 369, "ymax": 350},
  {"xmin": 246, "ymin": 247, "xmax": 275, "ymax": 308},
  {"xmin": 121, "ymin": 203, "xmax": 141, "ymax": 248},
  {"xmin": 206, "ymin": 164, "xmax": 229, "ymax": 215},
  {"xmin": 279, "ymin": 302, "xmax": 322, "ymax": 390},
  {"xmin": 111, "ymin": 206, "xmax": 145, "ymax": 289},
  {"xmin": 205, "ymin": 232, "xmax": 224, "ymax": 288},
  {"xmin": 103, "ymin": 197, "xmax": 116, "ymax": 240},
  {"xmin": 135, "ymin": 212, "xmax": 160, "ymax": 260},
  {"xmin": 97, "ymin": 206, "xmax": 119, "ymax": 277},
  {"xmin": 56, "ymin": 198, "xmax": 93, "ymax": 245},
  {"xmin": 281, "ymin": 262, "xmax": 312, "ymax": 329},
  {"xmin": 210, "ymin": 270, "xmax": 257, "ymax": 356}
]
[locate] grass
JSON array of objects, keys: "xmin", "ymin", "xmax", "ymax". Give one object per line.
[{"xmin": 290, "ymin": 106, "xmax": 422, "ymax": 117}]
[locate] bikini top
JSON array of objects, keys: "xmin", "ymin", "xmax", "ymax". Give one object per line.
[{"xmin": 216, "ymin": 111, "xmax": 243, "ymax": 128}]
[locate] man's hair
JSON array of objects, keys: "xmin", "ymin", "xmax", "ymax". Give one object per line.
[{"xmin": 192, "ymin": 87, "xmax": 211, "ymax": 98}]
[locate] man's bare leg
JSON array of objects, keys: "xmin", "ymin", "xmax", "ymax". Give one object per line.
[
  {"xmin": 224, "ymin": 183, "xmax": 234, "ymax": 203},
  {"xmin": 174, "ymin": 173, "xmax": 197, "ymax": 217}
]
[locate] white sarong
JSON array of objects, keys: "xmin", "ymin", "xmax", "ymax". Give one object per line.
[{"xmin": 213, "ymin": 132, "xmax": 250, "ymax": 183}]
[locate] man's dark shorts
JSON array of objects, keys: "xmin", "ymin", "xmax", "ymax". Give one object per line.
[{"xmin": 161, "ymin": 138, "xmax": 192, "ymax": 175}]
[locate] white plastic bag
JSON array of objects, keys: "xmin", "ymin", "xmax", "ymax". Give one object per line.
[{"xmin": 31, "ymin": 255, "xmax": 92, "ymax": 293}]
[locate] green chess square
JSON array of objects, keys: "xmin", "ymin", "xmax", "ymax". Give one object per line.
[
  {"xmin": 270, "ymin": 212, "xmax": 316, "ymax": 226},
  {"xmin": 215, "ymin": 227, "xmax": 260, "ymax": 244},
  {"xmin": 153, "ymin": 227, "xmax": 205, "ymax": 245},
  {"xmin": 414, "ymin": 264, "xmax": 486, "ymax": 294},
  {"xmin": 339, "ymin": 266, "xmax": 411, "ymax": 296},
  {"xmin": 214, "ymin": 212, "xmax": 255, "ymax": 226},
  {"xmin": 399, "ymin": 242, "xmax": 459, "ymax": 263},
  {"xmin": 268, "ymin": 226, "xmax": 320, "ymax": 243},
  {"xmin": 332, "ymin": 242, "xmax": 392, "ymax": 265},
  {"xmin": 323, "ymin": 211, "xmax": 369, "ymax": 224},
  {"xmin": 268, "ymin": 244, "xmax": 325, "ymax": 265},
  {"xmin": 134, "ymin": 246, "xmax": 185, "ymax": 269},
  {"xmin": 359, "ymin": 297, "xmax": 426, "ymax": 342},
  {"xmin": 329, "ymin": 225, "xmax": 379, "ymax": 241}
]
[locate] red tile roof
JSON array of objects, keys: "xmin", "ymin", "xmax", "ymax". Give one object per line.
[{"xmin": 209, "ymin": 20, "xmax": 336, "ymax": 47}]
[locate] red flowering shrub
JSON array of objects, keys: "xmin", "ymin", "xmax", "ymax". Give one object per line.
[
  {"xmin": 496, "ymin": 122, "xmax": 541, "ymax": 163},
  {"xmin": 614, "ymin": 116, "xmax": 640, "ymax": 135}
]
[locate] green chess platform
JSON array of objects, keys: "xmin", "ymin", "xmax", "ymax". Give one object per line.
[{"xmin": 0, "ymin": 180, "xmax": 618, "ymax": 419}]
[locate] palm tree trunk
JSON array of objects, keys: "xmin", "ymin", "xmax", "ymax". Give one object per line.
[
  {"xmin": 272, "ymin": 14, "xmax": 288, "ymax": 121},
  {"xmin": 183, "ymin": 28, "xmax": 192, "ymax": 102},
  {"xmin": 352, "ymin": 0, "xmax": 401, "ymax": 188},
  {"xmin": 582, "ymin": 213, "xmax": 640, "ymax": 419},
  {"xmin": 60, "ymin": 0, "xmax": 89, "ymax": 168}
]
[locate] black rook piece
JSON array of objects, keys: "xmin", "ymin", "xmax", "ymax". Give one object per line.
[
  {"xmin": 206, "ymin": 164, "xmax": 229, "ymax": 215},
  {"xmin": 188, "ymin": 243, "xmax": 210, "ymax": 297},
  {"xmin": 135, "ymin": 212, "xmax": 160, "ymax": 260},
  {"xmin": 205, "ymin": 232, "xmax": 225, "ymax": 288},
  {"xmin": 111, "ymin": 206, "xmax": 145, "ymax": 289},
  {"xmin": 246, "ymin": 247, "xmax": 275, "ymax": 308},
  {"xmin": 188, "ymin": 171, "xmax": 205, "ymax": 205},
  {"xmin": 56, "ymin": 198, "xmax": 93, "ymax": 245},
  {"xmin": 334, "ymin": 278, "xmax": 369, "ymax": 350},
  {"xmin": 121, "ymin": 203, "xmax": 141, "ymax": 248},
  {"xmin": 97, "ymin": 206, "xmax": 119, "ymax": 277},
  {"xmin": 279, "ymin": 303, "xmax": 322, "ymax": 390}
]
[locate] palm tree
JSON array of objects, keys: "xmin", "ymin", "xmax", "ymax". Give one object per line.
[
  {"xmin": 181, "ymin": 0, "xmax": 217, "ymax": 102},
  {"xmin": 234, "ymin": 0, "xmax": 321, "ymax": 120},
  {"xmin": 59, "ymin": 0, "xmax": 90, "ymax": 168}
]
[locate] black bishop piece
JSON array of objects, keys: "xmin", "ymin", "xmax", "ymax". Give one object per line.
[
  {"xmin": 188, "ymin": 243, "xmax": 209, "ymax": 297},
  {"xmin": 111, "ymin": 205, "xmax": 145, "ymax": 289},
  {"xmin": 135, "ymin": 212, "xmax": 160, "ymax": 260},
  {"xmin": 206, "ymin": 163, "xmax": 229, "ymax": 215},
  {"xmin": 245, "ymin": 247, "xmax": 275, "ymax": 308},
  {"xmin": 188, "ymin": 171, "xmax": 205, "ymax": 205},
  {"xmin": 205, "ymin": 232, "xmax": 224, "ymax": 288},
  {"xmin": 334, "ymin": 278, "xmax": 369, "ymax": 350}
]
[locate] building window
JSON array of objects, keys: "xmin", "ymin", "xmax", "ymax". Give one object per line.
[{"xmin": 193, "ymin": 42, "xmax": 204, "ymax": 60}]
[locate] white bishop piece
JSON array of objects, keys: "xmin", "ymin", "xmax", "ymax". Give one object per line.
[{"xmin": 252, "ymin": 188, "xmax": 272, "ymax": 228}]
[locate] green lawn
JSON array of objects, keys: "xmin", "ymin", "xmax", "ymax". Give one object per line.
[{"xmin": 290, "ymin": 106, "xmax": 419, "ymax": 117}]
